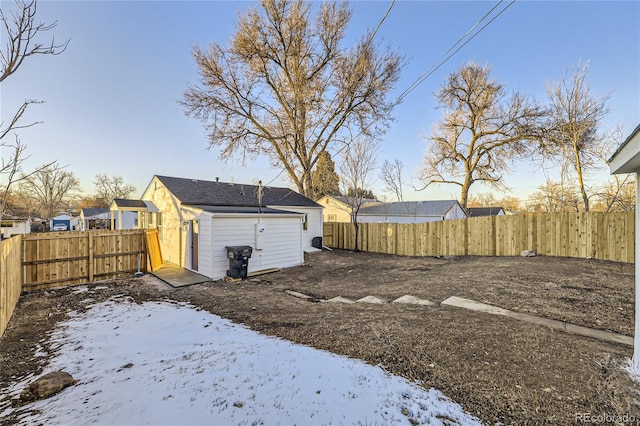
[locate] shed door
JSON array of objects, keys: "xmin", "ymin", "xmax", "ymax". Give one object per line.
[{"xmin": 191, "ymin": 220, "xmax": 199, "ymax": 271}]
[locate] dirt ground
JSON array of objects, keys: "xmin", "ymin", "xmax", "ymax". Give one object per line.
[{"xmin": 2, "ymin": 249, "xmax": 640, "ymax": 425}]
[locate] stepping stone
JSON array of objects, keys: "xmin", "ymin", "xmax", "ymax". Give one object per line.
[
  {"xmin": 356, "ymin": 296, "xmax": 385, "ymax": 304},
  {"xmin": 325, "ymin": 296, "xmax": 355, "ymax": 304},
  {"xmin": 285, "ymin": 290, "xmax": 311, "ymax": 300},
  {"xmin": 392, "ymin": 295, "xmax": 435, "ymax": 306},
  {"xmin": 441, "ymin": 296, "xmax": 511, "ymax": 316}
]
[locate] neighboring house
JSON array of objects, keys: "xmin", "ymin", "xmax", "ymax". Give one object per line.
[
  {"xmin": 0, "ymin": 218, "xmax": 31, "ymax": 238},
  {"xmin": 357, "ymin": 200, "xmax": 467, "ymax": 224},
  {"xmin": 467, "ymin": 207, "xmax": 506, "ymax": 217},
  {"xmin": 79, "ymin": 207, "xmax": 138, "ymax": 231},
  {"xmin": 112, "ymin": 175, "xmax": 323, "ymax": 280},
  {"xmin": 110, "ymin": 199, "xmax": 158, "ymax": 231},
  {"xmin": 316, "ymin": 195, "xmax": 379, "ymax": 222}
]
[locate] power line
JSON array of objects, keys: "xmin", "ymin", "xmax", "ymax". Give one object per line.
[{"xmin": 394, "ymin": 0, "xmax": 516, "ymax": 106}]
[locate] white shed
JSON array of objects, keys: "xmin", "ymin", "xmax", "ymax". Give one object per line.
[
  {"xmin": 192, "ymin": 207, "xmax": 303, "ymax": 280},
  {"xmin": 111, "ymin": 175, "xmax": 320, "ymax": 280},
  {"xmin": 608, "ymin": 123, "xmax": 640, "ymax": 372}
]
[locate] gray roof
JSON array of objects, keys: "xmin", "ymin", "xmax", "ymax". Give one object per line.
[
  {"xmin": 81, "ymin": 208, "xmax": 110, "ymax": 218},
  {"xmin": 112, "ymin": 199, "xmax": 148, "ymax": 208},
  {"xmin": 358, "ymin": 200, "xmax": 462, "ymax": 216},
  {"xmin": 155, "ymin": 175, "xmax": 320, "ymax": 208},
  {"xmin": 467, "ymin": 207, "xmax": 504, "ymax": 217},
  {"xmin": 332, "ymin": 195, "xmax": 379, "ymax": 205}
]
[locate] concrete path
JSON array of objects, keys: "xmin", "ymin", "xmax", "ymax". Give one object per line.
[
  {"xmin": 441, "ymin": 296, "xmax": 633, "ymax": 347},
  {"xmin": 284, "ymin": 290, "xmax": 632, "ymax": 347}
]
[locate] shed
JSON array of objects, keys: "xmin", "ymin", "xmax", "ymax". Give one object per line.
[
  {"xmin": 357, "ymin": 200, "xmax": 467, "ymax": 224},
  {"xmin": 113, "ymin": 175, "xmax": 321, "ymax": 280},
  {"xmin": 608, "ymin": 123, "xmax": 640, "ymax": 372}
]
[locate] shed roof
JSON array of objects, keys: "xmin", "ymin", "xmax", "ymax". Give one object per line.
[
  {"xmin": 358, "ymin": 200, "xmax": 462, "ymax": 216},
  {"xmin": 154, "ymin": 175, "xmax": 320, "ymax": 208}
]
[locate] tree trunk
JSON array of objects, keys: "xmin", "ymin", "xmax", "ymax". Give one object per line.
[
  {"xmin": 574, "ymin": 143, "xmax": 589, "ymax": 212},
  {"xmin": 353, "ymin": 220, "xmax": 360, "ymax": 252}
]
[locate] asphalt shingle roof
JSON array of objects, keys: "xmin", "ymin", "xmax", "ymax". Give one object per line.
[
  {"xmin": 81, "ymin": 208, "xmax": 110, "ymax": 218},
  {"xmin": 155, "ymin": 175, "xmax": 320, "ymax": 208},
  {"xmin": 112, "ymin": 199, "xmax": 149, "ymax": 208},
  {"xmin": 467, "ymin": 207, "xmax": 504, "ymax": 217},
  {"xmin": 358, "ymin": 200, "xmax": 461, "ymax": 216}
]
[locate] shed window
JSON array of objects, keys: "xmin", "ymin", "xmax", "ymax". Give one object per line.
[
  {"xmin": 303, "ymin": 214, "xmax": 308, "ymax": 231},
  {"xmin": 328, "ymin": 214, "xmax": 336, "ymax": 222}
]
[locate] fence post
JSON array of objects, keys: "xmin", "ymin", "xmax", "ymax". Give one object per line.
[{"xmin": 88, "ymin": 232, "xmax": 94, "ymax": 282}]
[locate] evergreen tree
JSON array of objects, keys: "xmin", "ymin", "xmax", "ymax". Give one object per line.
[{"xmin": 312, "ymin": 151, "xmax": 340, "ymax": 199}]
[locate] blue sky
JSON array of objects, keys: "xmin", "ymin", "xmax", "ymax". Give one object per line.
[{"xmin": 2, "ymin": 0, "xmax": 638, "ymax": 203}]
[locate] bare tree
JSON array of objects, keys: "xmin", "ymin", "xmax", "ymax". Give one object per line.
[
  {"xmin": 591, "ymin": 175, "xmax": 635, "ymax": 212},
  {"xmin": 467, "ymin": 192, "xmax": 497, "ymax": 207},
  {"xmin": 0, "ymin": 0, "xmax": 68, "ymax": 220},
  {"xmin": 19, "ymin": 164, "xmax": 80, "ymax": 220},
  {"xmin": 419, "ymin": 62, "xmax": 546, "ymax": 209},
  {"xmin": 525, "ymin": 179, "xmax": 581, "ymax": 212},
  {"xmin": 380, "ymin": 158, "xmax": 404, "ymax": 201},
  {"xmin": 182, "ymin": 0, "xmax": 402, "ymax": 198},
  {"xmin": 543, "ymin": 63, "xmax": 610, "ymax": 212},
  {"xmin": 92, "ymin": 174, "xmax": 136, "ymax": 208},
  {"xmin": 339, "ymin": 136, "xmax": 378, "ymax": 252}
]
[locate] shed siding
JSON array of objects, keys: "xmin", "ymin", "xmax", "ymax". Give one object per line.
[
  {"xmin": 209, "ymin": 216, "xmax": 303, "ymax": 280},
  {"xmin": 197, "ymin": 213, "xmax": 213, "ymax": 276},
  {"xmin": 270, "ymin": 206, "xmax": 322, "ymax": 250}
]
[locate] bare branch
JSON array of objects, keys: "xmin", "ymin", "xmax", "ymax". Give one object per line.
[
  {"xmin": 0, "ymin": 0, "xmax": 69, "ymax": 83},
  {"xmin": 182, "ymin": 0, "xmax": 402, "ymax": 198},
  {"xmin": 542, "ymin": 62, "xmax": 610, "ymax": 212},
  {"xmin": 419, "ymin": 62, "xmax": 546, "ymax": 208}
]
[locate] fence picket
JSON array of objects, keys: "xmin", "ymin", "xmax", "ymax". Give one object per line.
[{"xmin": 323, "ymin": 212, "xmax": 635, "ymax": 263}]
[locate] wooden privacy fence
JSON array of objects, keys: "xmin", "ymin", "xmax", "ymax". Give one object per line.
[
  {"xmin": 1, "ymin": 229, "xmax": 147, "ymax": 337},
  {"xmin": 323, "ymin": 212, "xmax": 635, "ymax": 263},
  {"xmin": 1, "ymin": 235, "xmax": 23, "ymax": 337},
  {"xmin": 22, "ymin": 230, "xmax": 147, "ymax": 291}
]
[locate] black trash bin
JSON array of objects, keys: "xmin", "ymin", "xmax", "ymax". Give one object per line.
[
  {"xmin": 312, "ymin": 236, "xmax": 323, "ymax": 249},
  {"xmin": 225, "ymin": 245, "xmax": 253, "ymax": 279}
]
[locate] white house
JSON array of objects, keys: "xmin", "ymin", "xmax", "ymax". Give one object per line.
[
  {"xmin": 112, "ymin": 175, "xmax": 323, "ymax": 280},
  {"xmin": 356, "ymin": 200, "xmax": 467, "ymax": 224},
  {"xmin": 79, "ymin": 207, "xmax": 137, "ymax": 231},
  {"xmin": 608, "ymin": 123, "xmax": 640, "ymax": 372},
  {"xmin": 0, "ymin": 218, "xmax": 31, "ymax": 238}
]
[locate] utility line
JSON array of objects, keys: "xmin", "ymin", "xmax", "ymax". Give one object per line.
[{"xmin": 394, "ymin": 0, "xmax": 516, "ymax": 106}]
